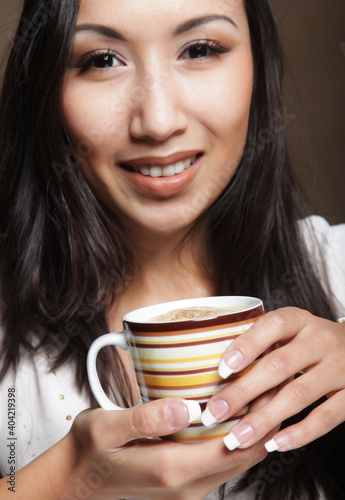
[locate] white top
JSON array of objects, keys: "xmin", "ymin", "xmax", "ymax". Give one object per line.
[{"xmin": 0, "ymin": 216, "xmax": 344, "ymax": 499}]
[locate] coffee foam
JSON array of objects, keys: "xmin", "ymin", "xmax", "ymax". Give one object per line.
[{"xmin": 149, "ymin": 305, "xmax": 246, "ymax": 323}]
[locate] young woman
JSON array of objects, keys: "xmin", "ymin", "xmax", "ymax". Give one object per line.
[{"xmin": 0, "ymin": 0, "xmax": 344, "ymax": 499}]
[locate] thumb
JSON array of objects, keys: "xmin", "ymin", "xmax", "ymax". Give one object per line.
[{"xmin": 115, "ymin": 398, "xmax": 201, "ymax": 445}]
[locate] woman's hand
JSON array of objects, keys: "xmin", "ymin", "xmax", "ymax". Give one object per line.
[
  {"xmin": 201, "ymin": 307, "xmax": 345, "ymax": 453},
  {"xmin": 5, "ymin": 398, "xmax": 271, "ymax": 500},
  {"xmin": 63, "ymin": 399, "xmax": 269, "ymax": 500}
]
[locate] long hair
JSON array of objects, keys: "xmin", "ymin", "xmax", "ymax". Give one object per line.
[
  {"xmin": 0, "ymin": 0, "xmax": 343, "ymax": 498},
  {"xmin": 0, "ymin": 0, "xmax": 134, "ymax": 406}
]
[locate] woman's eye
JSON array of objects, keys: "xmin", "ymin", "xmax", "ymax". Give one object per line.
[
  {"xmin": 72, "ymin": 50, "xmax": 124, "ymax": 71},
  {"xmin": 181, "ymin": 41, "xmax": 229, "ymax": 60},
  {"xmin": 186, "ymin": 44, "xmax": 212, "ymax": 59},
  {"xmin": 88, "ymin": 54, "xmax": 121, "ymax": 68}
]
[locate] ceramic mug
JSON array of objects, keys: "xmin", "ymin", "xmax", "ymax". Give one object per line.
[{"xmin": 87, "ymin": 296, "xmax": 264, "ymax": 443}]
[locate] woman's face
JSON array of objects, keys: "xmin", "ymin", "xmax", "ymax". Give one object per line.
[{"xmin": 63, "ymin": 0, "xmax": 253, "ymax": 238}]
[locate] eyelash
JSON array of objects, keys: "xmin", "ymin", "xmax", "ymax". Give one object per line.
[
  {"xmin": 179, "ymin": 40, "xmax": 230, "ymax": 59},
  {"xmin": 71, "ymin": 49, "xmax": 123, "ymax": 71},
  {"xmin": 71, "ymin": 40, "xmax": 230, "ymax": 72}
]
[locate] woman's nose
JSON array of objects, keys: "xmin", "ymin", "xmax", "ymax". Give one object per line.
[{"xmin": 128, "ymin": 74, "xmax": 188, "ymax": 142}]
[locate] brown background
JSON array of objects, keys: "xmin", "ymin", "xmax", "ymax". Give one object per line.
[{"xmin": 1, "ymin": 0, "xmax": 344, "ymax": 223}]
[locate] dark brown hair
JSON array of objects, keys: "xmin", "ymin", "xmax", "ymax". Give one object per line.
[{"xmin": 0, "ymin": 0, "xmax": 344, "ymax": 498}]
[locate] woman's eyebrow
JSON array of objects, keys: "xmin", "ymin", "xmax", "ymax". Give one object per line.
[
  {"xmin": 74, "ymin": 15, "xmax": 237, "ymax": 41},
  {"xmin": 174, "ymin": 15, "xmax": 238, "ymax": 35},
  {"xmin": 75, "ymin": 24, "xmax": 126, "ymax": 41}
]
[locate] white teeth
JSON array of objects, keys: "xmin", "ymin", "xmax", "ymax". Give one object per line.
[
  {"xmin": 162, "ymin": 165, "xmax": 176, "ymax": 177},
  {"xmin": 141, "ymin": 167, "xmax": 150, "ymax": 176},
  {"xmin": 149, "ymin": 167, "xmax": 163, "ymax": 178},
  {"xmin": 137, "ymin": 155, "xmax": 197, "ymax": 178},
  {"xmin": 175, "ymin": 161, "xmax": 185, "ymax": 174}
]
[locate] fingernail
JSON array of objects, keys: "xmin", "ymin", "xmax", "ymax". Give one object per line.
[
  {"xmin": 223, "ymin": 432, "xmax": 241, "ymax": 451},
  {"xmin": 218, "ymin": 350, "xmax": 244, "ymax": 379},
  {"xmin": 201, "ymin": 399, "xmax": 230, "ymax": 428},
  {"xmin": 166, "ymin": 400, "xmax": 201, "ymax": 429},
  {"xmin": 223, "ymin": 423, "xmax": 254, "ymax": 451},
  {"xmin": 265, "ymin": 432, "xmax": 291, "ymax": 453},
  {"xmin": 182, "ymin": 400, "xmax": 202, "ymax": 424}
]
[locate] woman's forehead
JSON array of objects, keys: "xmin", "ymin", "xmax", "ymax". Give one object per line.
[{"xmin": 75, "ymin": 0, "xmax": 248, "ymax": 30}]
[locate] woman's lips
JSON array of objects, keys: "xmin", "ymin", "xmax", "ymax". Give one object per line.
[{"xmin": 119, "ymin": 153, "xmax": 203, "ymax": 197}]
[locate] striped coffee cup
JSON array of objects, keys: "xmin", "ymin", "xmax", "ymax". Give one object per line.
[{"xmin": 87, "ymin": 296, "xmax": 263, "ymax": 443}]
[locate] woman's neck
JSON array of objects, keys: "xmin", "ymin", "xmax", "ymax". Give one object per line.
[{"xmin": 108, "ymin": 224, "xmax": 215, "ymax": 328}]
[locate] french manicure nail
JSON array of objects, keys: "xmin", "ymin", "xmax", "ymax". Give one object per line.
[
  {"xmin": 183, "ymin": 400, "xmax": 202, "ymax": 423},
  {"xmin": 201, "ymin": 407, "xmax": 218, "ymax": 428},
  {"xmin": 218, "ymin": 359, "xmax": 234, "ymax": 379},
  {"xmin": 166, "ymin": 400, "xmax": 201, "ymax": 428},
  {"xmin": 223, "ymin": 424, "xmax": 254, "ymax": 451},
  {"xmin": 218, "ymin": 350, "xmax": 244, "ymax": 379},
  {"xmin": 223, "ymin": 432, "xmax": 241, "ymax": 451},
  {"xmin": 265, "ymin": 432, "xmax": 291, "ymax": 453},
  {"xmin": 201, "ymin": 399, "xmax": 229, "ymax": 428}
]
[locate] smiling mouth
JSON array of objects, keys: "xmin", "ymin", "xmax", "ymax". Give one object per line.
[{"xmin": 120, "ymin": 154, "xmax": 201, "ymax": 178}]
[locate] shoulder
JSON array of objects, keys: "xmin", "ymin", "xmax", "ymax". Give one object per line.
[
  {"xmin": 299, "ymin": 215, "xmax": 345, "ymax": 248},
  {"xmin": 298, "ymin": 216, "xmax": 345, "ymax": 317}
]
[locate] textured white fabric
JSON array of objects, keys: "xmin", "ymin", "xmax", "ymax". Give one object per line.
[
  {"xmin": 0, "ymin": 344, "xmax": 88, "ymax": 474},
  {"xmin": 0, "ymin": 216, "xmax": 344, "ymax": 498},
  {"xmin": 298, "ymin": 216, "xmax": 345, "ymax": 318}
]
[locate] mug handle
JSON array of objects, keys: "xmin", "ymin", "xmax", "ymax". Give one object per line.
[{"xmin": 87, "ymin": 332, "xmax": 140, "ymax": 411}]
